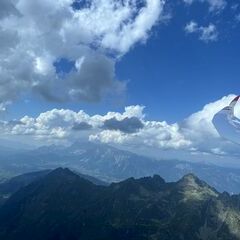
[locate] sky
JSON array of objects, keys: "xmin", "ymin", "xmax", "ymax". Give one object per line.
[{"xmin": 1, "ymin": 0, "xmax": 240, "ymax": 166}]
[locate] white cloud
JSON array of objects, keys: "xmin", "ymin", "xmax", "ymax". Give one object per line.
[
  {"xmin": 0, "ymin": 105, "xmax": 146, "ymax": 141},
  {"xmin": 200, "ymin": 24, "xmax": 218, "ymax": 42},
  {"xmin": 0, "ymin": 0, "xmax": 165, "ymax": 107},
  {"xmin": 73, "ymin": 0, "xmax": 164, "ymax": 54},
  {"xmin": 183, "ymin": 0, "xmax": 226, "ymax": 12},
  {"xmin": 0, "ymin": 104, "xmax": 190, "ymax": 149},
  {"xmin": 181, "ymin": 94, "xmax": 240, "ymax": 155},
  {"xmin": 185, "ymin": 21, "xmax": 198, "ymax": 33},
  {"xmin": 1, "ymin": 95, "xmax": 240, "ymax": 159},
  {"xmin": 90, "ymin": 120, "xmax": 191, "ymax": 149},
  {"xmin": 185, "ymin": 21, "xmax": 218, "ymax": 42}
]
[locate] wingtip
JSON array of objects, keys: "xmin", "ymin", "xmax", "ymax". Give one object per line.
[
  {"xmin": 233, "ymin": 95, "xmax": 240, "ymax": 101},
  {"xmin": 230, "ymin": 95, "xmax": 240, "ymax": 105}
]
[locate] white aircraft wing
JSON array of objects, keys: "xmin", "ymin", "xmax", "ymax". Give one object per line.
[{"xmin": 212, "ymin": 96, "xmax": 240, "ymax": 144}]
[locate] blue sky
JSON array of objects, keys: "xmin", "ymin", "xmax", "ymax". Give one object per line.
[
  {"xmin": 1, "ymin": 0, "xmax": 240, "ymax": 164},
  {"xmin": 118, "ymin": 0, "xmax": 240, "ymax": 122},
  {"xmin": 6, "ymin": 0, "xmax": 240, "ymax": 123}
]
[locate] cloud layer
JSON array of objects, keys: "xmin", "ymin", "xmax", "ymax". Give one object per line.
[
  {"xmin": 1, "ymin": 95, "xmax": 240, "ymax": 159},
  {"xmin": 0, "ymin": 0, "xmax": 165, "ymax": 107}
]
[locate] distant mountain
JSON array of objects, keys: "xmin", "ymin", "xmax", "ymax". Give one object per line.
[
  {"xmin": 0, "ymin": 141, "xmax": 240, "ymax": 193},
  {"xmin": 0, "ymin": 169, "xmax": 107, "ymax": 205},
  {"xmin": 0, "ymin": 168, "xmax": 239, "ymax": 240}
]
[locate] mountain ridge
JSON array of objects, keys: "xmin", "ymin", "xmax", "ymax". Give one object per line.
[
  {"xmin": 0, "ymin": 168, "xmax": 239, "ymax": 240},
  {"xmin": 0, "ymin": 168, "xmax": 107, "ymax": 206}
]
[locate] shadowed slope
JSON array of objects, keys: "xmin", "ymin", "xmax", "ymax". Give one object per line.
[{"xmin": 0, "ymin": 168, "xmax": 239, "ymax": 240}]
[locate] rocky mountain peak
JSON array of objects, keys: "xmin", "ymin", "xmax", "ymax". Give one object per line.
[{"xmin": 177, "ymin": 173, "xmax": 218, "ymax": 201}]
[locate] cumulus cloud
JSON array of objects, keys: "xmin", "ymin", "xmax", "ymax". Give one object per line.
[
  {"xmin": 183, "ymin": 0, "xmax": 226, "ymax": 11},
  {"xmin": 0, "ymin": 0, "xmax": 165, "ymax": 107},
  {"xmin": 0, "ymin": 105, "xmax": 190, "ymax": 149},
  {"xmin": 1, "ymin": 95, "xmax": 240, "ymax": 158},
  {"xmin": 98, "ymin": 95, "xmax": 240, "ymax": 157},
  {"xmin": 93, "ymin": 120, "xmax": 191, "ymax": 149},
  {"xmin": 185, "ymin": 21, "xmax": 218, "ymax": 42},
  {"xmin": 0, "ymin": 105, "xmax": 145, "ymax": 141}
]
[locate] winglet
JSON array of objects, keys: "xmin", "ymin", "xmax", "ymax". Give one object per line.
[{"xmin": 230, "ymin": 95, "xmax": 240, "ymax": 108}]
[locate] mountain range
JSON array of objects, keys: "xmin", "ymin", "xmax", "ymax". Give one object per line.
[
  {"xmin": 0, "ymin": 141, "xmax": 240, "ymax": 193},
  {"xmin": 0, "ymin": 168, "xmax": 239, "ymax": 240}
]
